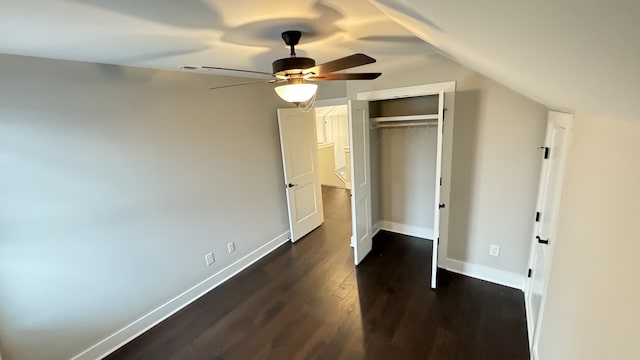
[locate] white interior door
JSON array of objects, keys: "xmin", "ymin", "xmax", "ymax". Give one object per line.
[
  {"xmin": 525, "ymin": 111, "xmax": 573, "ymax": 355},
  {"xmin": 431, "ymin": 91, "xmax": 445, "ymax": 289},
  {"xmin": 277, "ymin": 108, "xmax": 324, "ymax": 242},
  {"xmin": 348, "ymin": 100, "xmax": 372, "ymax": 265}
]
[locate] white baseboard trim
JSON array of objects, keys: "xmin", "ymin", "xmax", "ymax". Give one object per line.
[
  {"xmin": 371, "ymin": 224, "xmax": 523, "ymax": 291},
  {"xmin": 71, "ymin": 231, "xmax": 291, "ymax": 360},
  {"xmin": 379, "ymin": 221, "xmax": 434, "ymax": 240},
  {"xmin": 440, "ymin": 258, "xmax": 525, "ymax": 290},
  {"xmin": 372, "ymin": 221, "xmax": 382, "ymax": 238}
]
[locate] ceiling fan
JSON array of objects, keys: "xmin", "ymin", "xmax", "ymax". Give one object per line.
[{"xmin": 181, "ymin": 30, "xmax": 381, "ymax": 105}]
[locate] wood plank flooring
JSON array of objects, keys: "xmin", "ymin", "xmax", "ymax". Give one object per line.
[{"xmin": 106, "ymin": 187, "xmax": 529, "ymax": 360}]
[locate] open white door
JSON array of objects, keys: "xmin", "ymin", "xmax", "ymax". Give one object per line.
[
  {"xmin": 277, "ymin": 108, "xmax": 324, "ymax": 242},
  {"xmin": 525, "ymin": 111, "xmax": 573, "ymax": 356},
  {"xmin": 348, "ymin": 100, "xmax": 372, "ymax": 265},
  {"xmin": 431, "ymin": 91, "xmax": 446, "ymax": 289}
]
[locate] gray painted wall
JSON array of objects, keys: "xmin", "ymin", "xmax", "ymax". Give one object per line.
[
  {"xmin": 376, "ymin": 126, "xmax": 437, "ymax": 231},
  {"xmin": 0, "ymin": 50, "xmax": 550, "ymax": 359},
  {"xmin": 0, "ymin": 54, "xmax": 289, "ymax": 359},
  {"xmin": 448, "ymin": 74, "xmax": 548, "ymax": 273}
]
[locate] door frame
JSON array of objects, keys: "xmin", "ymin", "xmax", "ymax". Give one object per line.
[
  {"xmin": 524, "ymin": 111, "xmax": 573, "ymax": 358},
  {"xmin": 356, "ymin": 81, "xmax": 456, "ymax": 284}
]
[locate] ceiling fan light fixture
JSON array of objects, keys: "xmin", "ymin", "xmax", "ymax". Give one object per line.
[{"xmin": 274, "ymin": 82, "xmax": 318, "ymax": 104}]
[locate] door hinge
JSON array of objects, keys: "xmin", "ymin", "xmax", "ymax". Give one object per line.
[
  {"xmin": 437, "ymin": 237, "xmax": 440, "ymax": 244},
  {"xmin": 543, "ymin": 147, "xmax": 550, "ymax": 159},
  {"xmin": 535, "ymin": 211, "xmax": 541, "ymax": 222},
  {"xmin": 439, "ymin": 177, "xmax": 442, "ymax": 186},
  {"xmin": 527, "ymin": 268, "xmax": 532, "ymax": 278},
  {"xmin": 536, "ymin": 235, "xmax": 550, "ymax": 245}
]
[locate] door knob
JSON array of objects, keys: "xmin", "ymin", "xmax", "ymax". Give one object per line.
[
  {"xmin": 536, "ymin": 235, "xmax": 549, "ymax": 245},
  {"xmin": 286, "ymin": 183, "xmax": 298, "ymax": 188}
]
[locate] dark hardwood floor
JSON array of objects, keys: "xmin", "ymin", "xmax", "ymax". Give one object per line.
[{"xmin": 106, "ymin": 187, "xmax": 529, "ymax": 360}]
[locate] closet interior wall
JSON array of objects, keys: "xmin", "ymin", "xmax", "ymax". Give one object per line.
[{"xmin": 370, "ymin": 95, "xmax": 440, "ymax": 240}]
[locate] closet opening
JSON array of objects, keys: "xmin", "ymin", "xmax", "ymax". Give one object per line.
[
  {"xmin": 357, "ymin": 81, "xmax": 456, "ymax": 288},
  {"xmin": 370, "ymin": 94, "xmax": 441, "ymax": 241}
]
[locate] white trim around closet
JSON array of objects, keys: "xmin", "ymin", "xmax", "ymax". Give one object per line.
[{"xmin": 356, "ymin": 81, "xmax": 456, "ymax": 101}]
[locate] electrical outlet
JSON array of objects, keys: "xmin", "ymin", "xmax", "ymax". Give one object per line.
[
  {"xmin": 205, "ymin": 252, "xmax": 215, "ymax": 266},
  {"xmin": 227, "ymin": 242, "xmax": 236, "ymax": 254},
  {"xmin": 489, "ymin": 244, "xmax": 500, "ymax": 257}
]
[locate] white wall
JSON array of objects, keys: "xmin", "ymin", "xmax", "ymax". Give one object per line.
[
  {"xmin": 349, "ymin": 54, "xmax": 548, "ymax": 278},
  {"xmin": 315, "ymin": 105, "xmax": 349, "ymax": 172},
  {"xmin": 0, "ymin": 54, "xmax": 289, "ymax": 360},
  {"xmin": 537, "ymin": 115, "xmax": 640, "ymax": 359},
  {"xmin": 317, "ymin": 143, "xmax": 345, "ymax": 188}
]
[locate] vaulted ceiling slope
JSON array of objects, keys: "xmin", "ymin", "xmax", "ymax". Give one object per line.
[
  {"xmin": 2, "ymin": 1, "xmax": 638, "ymax": 121},
  {"xmin": 370, "ymin": 0, "xmax": 640, "ymax": 121}
]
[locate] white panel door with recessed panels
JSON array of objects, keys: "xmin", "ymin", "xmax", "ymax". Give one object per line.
[{"xmin": 277, "ymin": 108, "xmax": 324, "ymax": 242}]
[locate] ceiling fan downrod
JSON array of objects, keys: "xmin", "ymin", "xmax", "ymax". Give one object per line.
[
  {"xmin": 272, "ymin": 31, "xmax": 316, "ymax": 76},
  {"xmin": 281, "ymin": 30, "xmax": 302, "ymax": 57}
]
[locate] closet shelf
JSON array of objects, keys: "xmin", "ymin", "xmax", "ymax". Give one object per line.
[
  {"xmin": 371, "ymin": 114, "xmax": 438, "ymax": 122},
  {"xmin": 371, "ymin": 114, "xmax": 439, "ymax": 128}
]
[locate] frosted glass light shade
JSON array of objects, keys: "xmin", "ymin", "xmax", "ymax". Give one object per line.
[{"xmin": 274, "ymin": 83, "xmax": 318, "ymax": 103}]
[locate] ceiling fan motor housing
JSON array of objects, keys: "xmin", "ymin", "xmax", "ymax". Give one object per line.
[{"xmin": 272, "ymin": 57, "xmax": 316, "ymax": 76}]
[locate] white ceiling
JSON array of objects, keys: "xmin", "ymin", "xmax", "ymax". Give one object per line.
[
  {"xmin": 0, "ymin": 0, "xmax": 437, "ymax": 75},
  {"xmin": 2, "ymin": 0, "xmax": 638, "ymax": 120}
]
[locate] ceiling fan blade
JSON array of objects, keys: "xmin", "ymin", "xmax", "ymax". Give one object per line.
[
  {"xmin": 182, "ymin": 65, "xmax": 275, "ymax": 77},
  {"xmin": 209, "ymin": 79, "xmax": 279, "ymax": 90},
  {"xmin": 303, "ymin": 53, "xmax": 376, "ymax": 76},
  {"xmin": 308, "ymin": 72, "xmax": 382, "ymax": 81}
]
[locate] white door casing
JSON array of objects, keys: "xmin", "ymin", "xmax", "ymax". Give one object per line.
[
  {"xmin": 277, "ymin": 108, "xmax": 324, "ymax": 242},
  {"xmin": 431, "ymin": 91, "xmax": 445, "ymax": 289},
  {"xmin": 348, "ymin": 100, "xmax": 373, "ymax": 265},
  {"xmin": 524, "ymin": 111, "xmax": 573, "ymax": 357}
]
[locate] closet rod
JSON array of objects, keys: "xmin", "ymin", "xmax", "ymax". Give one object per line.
[{"xmin": 372, "ymin": 120, "xmax": 438, "ymax": 129}]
